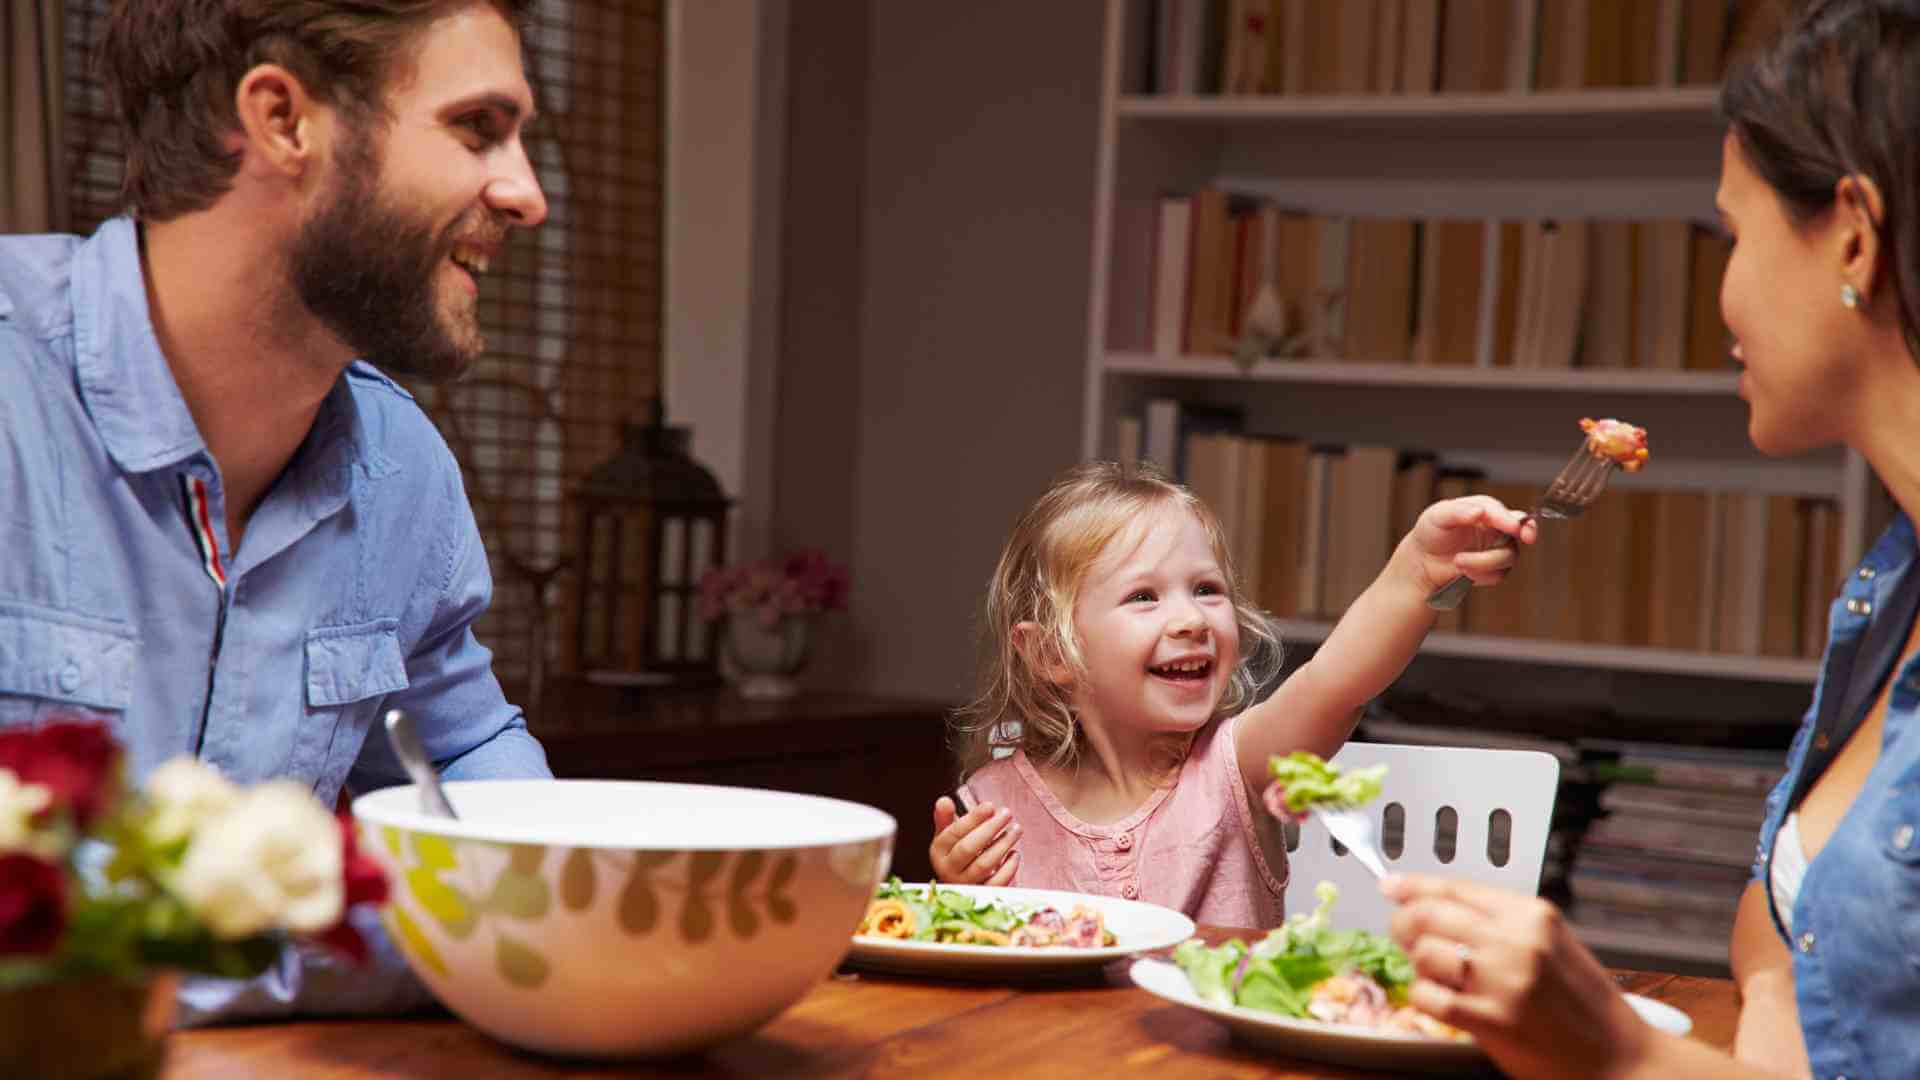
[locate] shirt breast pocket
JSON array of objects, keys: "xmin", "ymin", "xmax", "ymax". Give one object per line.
[
  {"xmin": 0, "ymin": 604, "xmax": 136, "ymax": 731},
  {"xmin": 296, "ymin": 620, "xmax": 409, "ymax": 797}
]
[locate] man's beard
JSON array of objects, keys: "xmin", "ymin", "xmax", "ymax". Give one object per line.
[{"xmin": 289, "ymin": 129, "xmax": 487, "ymax": 380}]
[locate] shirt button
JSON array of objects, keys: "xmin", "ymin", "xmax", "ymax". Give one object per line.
[
  {"xmin": 1896, "ymin": 824, "xmax": 1915, "ymax": 851},
  {"xmin": 1845, "ymin": 598, "xmax": 1872, "ymax": 616},
  {"xmin": 1116, "ymin": 833, "xmax": 1133, "ymax": 850},
  {"xmin": 1122, "ymin": 883, "xmax": 1139, "ymax": 899},
  {"xmin": 57, "ymin": 662, "xmax": 81, "ymax": 694},
  {"xmin": 1859, "ymin": 566, "xmax": 1877, "ymax": 580},
  {"xmin": 1798, "ymin": 931, "xmax": 1816, "ymax": 953}
]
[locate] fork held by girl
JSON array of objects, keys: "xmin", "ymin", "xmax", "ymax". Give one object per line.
[{"xmin": 926, "ymin": 460, "xmax": 1534, "ymax": 927}]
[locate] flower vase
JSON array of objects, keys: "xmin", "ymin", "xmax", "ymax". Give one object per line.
[
  {"xmin": 0, "ymin": 971, "xmax": 178, "ymax": 1079},
  {"xmin": 722, "ymin": 616, "xmax": 811, "ymax": 701}
]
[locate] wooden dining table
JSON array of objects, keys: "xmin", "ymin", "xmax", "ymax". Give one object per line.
[{"xmin": 161, "ymin": 927, "xmax": 1737, "ymax": 1078}]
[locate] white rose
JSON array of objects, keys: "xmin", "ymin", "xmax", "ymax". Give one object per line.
[
  {"xmin": 0, "ymin": 768, "xmax": 54, "ymax": 855},
  {"xmin": 143, "ymin": 757, "xmax": 241, "ymax": 847},
  {"xmin": 174, "ymin": 781, "xmax": 343, "ymax": 938}
]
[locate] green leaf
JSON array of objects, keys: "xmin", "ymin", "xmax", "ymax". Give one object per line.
[
  {"xmin": 682, "ymin": 896, "xmax": 714, "ymax": 943},
  {"xmin": 483, "ymin": 869, "xmax": 550, "ymax": 921},
  {"xmin": 560, "ymin": 849, "xmax": 596, "ymax": 911},
  {"xmin": 406, "ymin": 868, "xmax": 477, "ymax": 939},
  {"xmin": 687, "ymin": 850, "xmax": 727, "ymax": 889},
  {"xmin": 729, "ymin": 896, "xmax": 758, "ymax": 939},
  {"xmin": 389, "ymin": 908, "xmax": 446, "ymax": 977},
  {"xmin": 506, "ymin": 844, "xmax": 546, "ymax": 875},
  {"xmin": 494, "ymin": 932, "xmax": 550, "ymax": 988},
  {"xmin": 412, "ymin": 833, "xmax": 459, "ymax": 871},
  {"xmin": 617, "ymin": 863, "xmax": 658, "ymax": 934},
  {"xmin": 730, "ymin": 850, "xmax": 765, "ymax": 895}
]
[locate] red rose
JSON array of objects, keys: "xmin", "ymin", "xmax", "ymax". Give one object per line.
[
  {"xmin": 0, "ymin": 853, "xmax": 67, "ymax": 955},
  {"xmin": 0, "ymin": 718, "xmax": 122, "ymax": 827},
  {"xmin": 312, "ymin": 813, "xmax": 389, "ymax": 965}
]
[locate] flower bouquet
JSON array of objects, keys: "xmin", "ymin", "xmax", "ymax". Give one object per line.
[
  {"xmin": 697, "ymin": 550, "xmax": 850, "ymax": 700},
  {"xmin": 0, "ymin": 718, "xmax": 387, "ymax": 1073},
  {"xmin": 696, "ymin": 549, "xmax": 850, "ymax": 629}
]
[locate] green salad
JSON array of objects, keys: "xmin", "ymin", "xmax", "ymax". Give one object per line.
[
  {"xmin": 1264, "ymin": 751, "xmax": 1387, "ymax": 821},
  {"xmin": 857, "ymin": 877, "xmax": 1116, "ymax": 948},
  {"xmin": 1172, "ymin": 882, "xmax": 1413, "ymax": 1018}
]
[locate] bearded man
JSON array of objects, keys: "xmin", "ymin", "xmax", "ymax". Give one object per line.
[{"xmin": 0, "ymin": 0, "xmax": 552, "ymax": 1020}]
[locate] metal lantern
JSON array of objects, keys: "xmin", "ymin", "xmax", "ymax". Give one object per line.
[{"xmin": 570, "ymin": 406, "xmax": 730, "ymax": 684}]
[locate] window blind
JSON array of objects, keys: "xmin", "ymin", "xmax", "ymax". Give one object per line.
[{"xmin": 62, "ymin": 1, "xmax": 666, "ymax": 698}]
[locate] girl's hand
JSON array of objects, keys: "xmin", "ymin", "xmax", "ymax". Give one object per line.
[
  {"xmin": 1383, "ymin": 874, "xmax": 1654, "ymax": 1079},
  {"xmin": 1404, "ymin": 495, "xmax": 1537, "ymax": 594},
  {"xmin": 929, "ymin": 797, "xmax": 1020, "ymax": 885}
]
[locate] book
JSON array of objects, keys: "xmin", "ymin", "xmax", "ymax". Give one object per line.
[
  {"xmin": 1647, "ymin": 490, "xmax": 1714, "ymax": 651},
  {"xmin": 1150, "ymin": 195, "xmax": 1195, "ymax": 356},
  {"xmin": 1323, "ymin": 444, "xmax": 1399, "ymax": 614},
  {"xmin": 1411, "ymin": 219, "xmax": 1484, "ymax": 367},
  {"xmin": 1578, "ymin": 220, "xmax": 1635, "ymax": 369},
  {"xmin": 1344, "ymin": 218, "xmax": 1417, "ymax": 364},
  {"xmin": 1143, "ymin": 398, "xmax": 1181, "ymax": 475},
  {"xmin": 1298, "ymin": 444, "xmax": 1342, "ymax": 616},
  {"xmin": 1634, "ymin": 220, "xmax": 1692, "ymax": 369},
  {"xmin": 1185, "ymin": 187, "xmax": 1236, "ymax": 356},
  {"xmin": 1599, "ymin": 783, "xmax": 1769, "ymax": 829},
  {"xmin": 1398, "ymin": 0, "xmax": 1442, "ymax": 94},
  {"xmin": 1761, "ymin": 493, "xmax": 1805, "ymax": 657},
  {"xmin": 1800, "ymin": 498, "xmax": 1840, "ymax": 658},
  {"xmin": 1390, "ymin": 450, "xmax": 1439, "ymax": 542},
  {"xmin": 1685, "ymin": 225, "xmax": 1734, "ymax": 372},
  {"xmin": 1582, "ymin": 813, "xmax": 1761, "ymax": 868},
  {"xmin": 1254, "ymin": 436, "xmax": 1311, "ymax": 617},
  {"xmin": 1114, "ymin": 415, "xmax": 1143, "ymax": 463}
]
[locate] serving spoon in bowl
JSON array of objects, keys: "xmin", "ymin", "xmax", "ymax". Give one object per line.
[{"xmin": 384, "ymin": 708, "xmax": 459, "ymax": 819}]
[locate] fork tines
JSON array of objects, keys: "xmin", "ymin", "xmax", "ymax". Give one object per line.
[{"xmin": 1538, "ymin": 441, "xmax": 1616, "ymax": 519}]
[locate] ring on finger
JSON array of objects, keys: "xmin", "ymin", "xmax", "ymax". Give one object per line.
[{"xmin": 1454, "ymin": 941, "xmax": 1473, "ymax": 984}]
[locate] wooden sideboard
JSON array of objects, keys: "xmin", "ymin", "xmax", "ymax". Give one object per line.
[{"xmin": 520, "ymin": 679, "xmax": 952, "ymax": 881}]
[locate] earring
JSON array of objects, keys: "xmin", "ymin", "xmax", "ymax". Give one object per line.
[{"xmin": 1842, "ymin": 283, "xmax": 1862, "ymax": 309}]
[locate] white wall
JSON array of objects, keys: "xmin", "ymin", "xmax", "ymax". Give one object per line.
[{"xmin": 775, "ymin": 1, "xmax": 1106, "ymax": 701}]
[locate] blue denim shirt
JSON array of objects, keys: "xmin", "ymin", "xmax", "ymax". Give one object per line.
[
  {"xmin": 0, "ymin": 217, "xmax": 551, "ymax": 1022},
  {"xmin": 1754, "ymin": 512, "xmax": 1920, "ymax": 1080}
]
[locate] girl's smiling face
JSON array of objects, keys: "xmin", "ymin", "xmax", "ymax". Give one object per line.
[{"xmin": 1069, "ymin": 504, "xmax": 1241, "ymax": 739}]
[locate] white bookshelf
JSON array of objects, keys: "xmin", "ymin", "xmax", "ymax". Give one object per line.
[{"xmin": 1081, "ymin": 0, "xmax": 1874, "ymax": 687}]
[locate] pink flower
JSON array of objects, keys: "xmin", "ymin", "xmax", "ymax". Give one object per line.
[
  {"xmin": 0, "ymin": 719, "xmax": 121, "ymax": 827},
  {"xmin": 698, "ymin": 550, "xmax": 851, "ymax": 625},
  {"xmin": 0, "ymin": 853, "xmax": 67, "ymax": 955}
]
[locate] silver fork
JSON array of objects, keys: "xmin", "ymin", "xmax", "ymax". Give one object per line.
[
  {"xmin": 1425, "ymin": 438, "xmax": 1620, "ymax": 611},
  {"xmin": 1320, "ymin": 805, "xmax": 1389, "ymax": 880}
]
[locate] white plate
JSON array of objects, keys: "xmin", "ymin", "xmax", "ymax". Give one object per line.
[
  {"xmin": 845, "ymin": 884, "xmax": 1196, "ymax": 978},
  {"xmin": 1128, "ymin": 958, "xmax": 1692, "ymax": 1076}
]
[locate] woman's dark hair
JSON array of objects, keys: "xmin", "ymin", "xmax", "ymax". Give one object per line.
[
  {"xmin": 99, "ymin": 0, "xmax": 536, "ymax": 222},
  {"xmin": 1721, "ymin": 0, "xmax": 1920, "ymax": 360}
]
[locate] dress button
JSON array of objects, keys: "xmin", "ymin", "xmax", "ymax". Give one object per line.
[
  {"xmin": 1116, "ymin": 833, "xmax": 1133, "ymax": 850},
  {"xmin": 1798, "ymin": 931, "xmax": 1816, "ymax": 953},
  {"xmin": 1122, "ymin": 883, "xmax": 1139, "ymax": 899},
  {"xmin": 1896, "ymin": 824, "xmax": 1915, "ymax": 851},
  {"xmin": 57, "ymin": 662, "xmax": 81, "ymax": 694}
]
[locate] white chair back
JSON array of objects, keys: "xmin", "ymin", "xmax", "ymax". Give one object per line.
[{"xmin": 1282, "ymin": 742, "xmax": 1561, "ymax": 934}]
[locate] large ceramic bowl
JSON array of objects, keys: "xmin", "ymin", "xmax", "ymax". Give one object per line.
[{"xmin": 353, "ymin": 780, "xmax": 895, "ymax": 1058}]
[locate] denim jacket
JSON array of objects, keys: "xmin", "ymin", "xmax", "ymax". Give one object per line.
[
  {"xmin": 1754, "ymin": 513, "xmax": 1920, "ymax": 1080},
  {"xmin": 0, "ymin": 217, "xmax": 551, "ymax": 1022}
]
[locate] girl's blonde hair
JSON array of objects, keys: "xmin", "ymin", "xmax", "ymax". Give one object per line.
[{"xmin": 951, "ymin": 460, "xmax": 1286, "ymax": 779}]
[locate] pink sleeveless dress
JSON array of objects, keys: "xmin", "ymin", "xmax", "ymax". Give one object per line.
[{"xmin": 958, "ymin": 715, "xmax": 1289, "ymax": 929}]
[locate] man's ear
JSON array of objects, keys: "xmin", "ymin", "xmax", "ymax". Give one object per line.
[
  {"xmin": 233, "ymin": 63, "xmax": 325, "ymax": 182},
  {"xmin": 1012, "ymin": 621, "xmax": 1074, "ymax": 686},
  {"xmin": 1835, "ymin": 172, "xmax": 1887, "ymax": 304}
]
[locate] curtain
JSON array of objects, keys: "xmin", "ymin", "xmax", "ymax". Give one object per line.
[{"xmin": 2, "ymin": 0, "xmax": 66, "ymax": 233}]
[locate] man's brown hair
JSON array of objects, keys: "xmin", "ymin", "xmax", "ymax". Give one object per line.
[{"xmin": 99, "ymin": 0, "xmax": 535, "ymax": 222}]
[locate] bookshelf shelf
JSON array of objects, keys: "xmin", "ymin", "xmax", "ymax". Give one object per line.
[
  {"xmin": 1572, "ymin": 923, "xmax": 1732, "ymax": 969},
  {"xmin": 1117, "ymin": 86, "xmax": 1723, "ymax": 138},
  {"xmin": 1275, "ymin": 619, "xmax": 1820, "ymax": 685},
  {"xmin": 1102, "ymin": 354, "xmax": 1742, "ymax": 395}
]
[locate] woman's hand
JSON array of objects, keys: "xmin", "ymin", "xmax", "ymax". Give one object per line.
[
  {"xmin": 1383, "ymin": 873, "xmax": 1655, "ymax": 1079},
  {"xmin": 929, "ymin": 796, "xmax": 1020, "ymax": 885},
  {"xmin": 1402, "ymin": 495, "xmax": 1537, "ymax": 594}
]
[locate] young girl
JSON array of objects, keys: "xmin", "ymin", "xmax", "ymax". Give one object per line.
[{"xmin": 928, "ymin": 460, "xmax": 1532, "ymax": 927}]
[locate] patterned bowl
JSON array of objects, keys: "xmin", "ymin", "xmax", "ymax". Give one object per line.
[{"xmin": 352, "ymin": 779, "xmax": 895, "ymax": 1058}]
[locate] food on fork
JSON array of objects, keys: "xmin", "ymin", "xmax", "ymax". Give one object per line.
[
  {"xmin": 1173, "ymin": 882, "xmax": 1469, "ymax": 1042},
  {"xmin": 1261, "ymin": 751, "xmax": 1386, "ymax": 825},
  {"xmin": 856, "ymin": 878, "xmax": 1116, "ymax": 948},
  {"xmin": 1578, "ymin": 417, "xmax": 1650, "ymax": 472}
]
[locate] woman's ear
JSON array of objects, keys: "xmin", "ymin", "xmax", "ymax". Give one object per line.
[
  {"xmin": 1012, "ymin": 621, "xmax": 1074, "ymax": 686},
  {"xmin": 1835, "ymin": 172, "xmax": 1887, "ymax": 303}
]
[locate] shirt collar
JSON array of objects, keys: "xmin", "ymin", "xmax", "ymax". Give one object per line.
[
  {"xmin": 72, "ymin": 217, "xmax": 206, "ymax": 474},
  {"xmin": 68, "ymin": 216, "xmax": 385, "ymax": 494}
]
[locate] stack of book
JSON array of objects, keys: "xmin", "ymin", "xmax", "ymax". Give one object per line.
[{"xmin": 1566, "ymin": 739, "xmax": 1784, "ymax": 960}]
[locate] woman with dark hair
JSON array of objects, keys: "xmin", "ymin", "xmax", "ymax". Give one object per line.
[{"xmin": 1384, "ymin": 2, "xmax": 1920, "ymax": 1077}]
